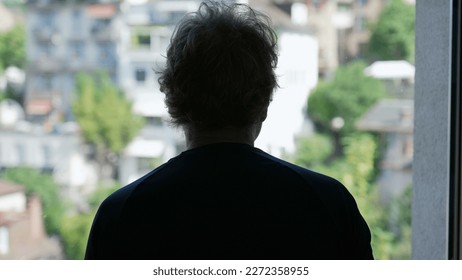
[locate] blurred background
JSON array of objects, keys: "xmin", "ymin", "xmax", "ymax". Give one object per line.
[{"xmin": 0, "ymin": 0, "xmax": 415, "ymax": 259}]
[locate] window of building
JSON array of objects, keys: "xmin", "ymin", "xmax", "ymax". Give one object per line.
[
  {"xmin": 146, "ymin": 116, "xmax": 163, "ymax": 126},
  {"xmin": 337, "ymin": 3, "xmax": 352, "ymax": 12},
  {"xmin": 91, "ymin": 18, "xmax": 110, "ymax": 35},
  {"xmin": 42, "ymin": 144, "xmax": 52, "ymax": 167},
  {"xmin": 16, "ymin": 143, "xmax": 25, "ymax": 165},
  {"xmin": 355, "ymin": 15, "xmax": 367, "ymax": 31},
  {"xmin": 357, "ymin": 0, "xmax": 368, "ymax": 7},
  {"xmin": 135, "ymin": 68, "xmax": 147, "ymax": 84},
  {"xmin": 97, "ymin": 42, "xmax": 115, "ymax": 67},
  {"xmin": 38, "ymin": 42, "xmax": 54, "ymax": 58},
  {"xmin": 72, "ymin": 9, "xmax": 84, "ymax": 35},
  {"xmin": 39, "ymin": 11, "xmax": 55, "ymax": 29},
  {"xmin": 69, "ymin": 42, "xmax": 84, "ymax": 59},
  {"xmin": 37, "ymin": 75, "xmax": 53, "ymax": 90},
  {"xmin": 137, "ymin": 34, "xmax": 151, "ymax": 47},
  {"xmin": 0, "ymin": 226, "xmax": 9, "ymax": 255}
]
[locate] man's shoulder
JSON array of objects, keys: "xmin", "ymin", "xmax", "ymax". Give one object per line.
[{"xmin": 254, "ymin": 148, "xmax": 348, "ymax": 192}]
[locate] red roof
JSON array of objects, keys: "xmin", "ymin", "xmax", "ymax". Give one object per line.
[
  {"xmin": 0, "ymin": 180, "xmax": 24, "ymax": 197},
  {"xmin": 86, "ymin": 4, "xmax": 117, "ymax": 19},
  {"xmin": 26, "ymin": 99, "xmax": 53, "ymax": 115}
]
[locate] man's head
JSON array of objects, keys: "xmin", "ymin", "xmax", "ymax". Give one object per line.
[{"xmin": 158, "ymin": 0, "xmax": 278, "ymax": 131}]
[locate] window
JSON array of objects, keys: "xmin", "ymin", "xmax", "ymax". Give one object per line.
[
  {"xmin": 135, "ymin": 68, "xmax": 146, "ymax": 84},
  {"xmin": 97, "ymin": 42, "xmax": 115, "ymax": 67},
  {"xmin": 39, "ymin": 11, "xmax": 55, "ymax": 29},
  {"xmin": 91, "ymin": 18, "xmax": 110, "ymax": 35},
  {"xmin": 137, "ymin": 34, "xmax": 151, "ymax": 47},
  {"xmin": 42, "ymin": 144, "xmax": 52, "ymax": 167},
  {"xmin": 38, "ymin": 42, "xmax": 54, "ymax": 58},
  {"xmin": 146, "ymin": 116, "xmax": 163, "ymax": 126},
  {"xmin": 337, "ymin": 3, "xmax": 351, "ymax": 12},
  {"xmin": 355, "ymin": 15, "xmax": 367, "ymax": 31},
  {"xmin": 69, "ymin": 42, "xmax": 84, "ymax": 59},
  {"xmin": 0, "ymin": 226, "xmax": 9, "ymax": 255},
  {"xmin": 16, "ymin": 143, "xmax": 25, "ymax": 165},
  {"xmin": 36, "ymin": 75, "xmax": 53, "ymax": 90},
  {"xmin": 72, "ymin": 9, "xmax": 83, "ymax": 35},
  {"xmin": 357, "ymin": 0, "xmax": 368, "ymax": 7}
]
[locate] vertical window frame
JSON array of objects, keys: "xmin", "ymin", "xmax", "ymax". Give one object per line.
[{"xmin": 449, "ymin": 0, "xmax": 462, "ymax": 260}]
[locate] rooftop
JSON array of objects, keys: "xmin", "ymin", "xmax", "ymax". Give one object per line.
[
  {"xmin": 364, "ymin": 60, "xmax": 415, "ymax": 80},
  {"xmin": 0, "ymin": 180, "xmax": 25, "ymax": 197},
  {"xmin": 356, "ymin": 99, "xmax": 414, "ymax": 133}
]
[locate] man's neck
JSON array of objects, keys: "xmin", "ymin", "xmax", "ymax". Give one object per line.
[{"xmin": 184, "ymin": 124, "xmax": 262, "ymax": 150}]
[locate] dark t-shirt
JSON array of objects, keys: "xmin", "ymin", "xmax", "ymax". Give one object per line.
[{"xmin": 85, "ymin": 143, "xmax": 373, "ymax": 259}]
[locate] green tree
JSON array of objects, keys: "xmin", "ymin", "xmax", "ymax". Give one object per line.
[
  {"xmin": 307, "ymin": 61, "xmax": 386, "ymax": 137},
  {"xmin": 60, "ymin": 213, "xmax": 94, "ymax": 260},
  {"xmin": 388, "ymin": 186, "xmax": 412, "ymax": 259},
  {"xmin": 0, "ymin": 167, "xmax": 66, "ymax": 235},
  {"xmin": 368, "ymin": 0, "xmax": 415, "ymax": 62},
  {"xmin": 72, "ymin": 72, "xmax": 144, "ymax": 180},
  {"xmin": 0, "ymin": 24, "xmax": 26, "ymax": 71},
  {"xmin": 305, "ymin": 134, "xmax": 394, "ymax": 259},
  {"xmin": 60, "ymin": 184, "xmax": 120, "ymax": 259},
  {"xmin": 293, "ymin": 134, "xmax": 333, "ymax": 168}
]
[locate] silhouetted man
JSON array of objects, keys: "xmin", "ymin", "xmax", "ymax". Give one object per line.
[{"xmin": 85, "ymin": 0, "xmax": 373, "ymax": 260}]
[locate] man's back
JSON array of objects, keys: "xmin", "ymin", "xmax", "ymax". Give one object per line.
[{"xmin": 85, "ymin": 143, "xmax": 373, "ymax": 259}]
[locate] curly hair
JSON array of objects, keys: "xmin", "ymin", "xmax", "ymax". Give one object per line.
[{"xmin": 158, "ymin": 0, "xmax": 278, "ymax": 130}]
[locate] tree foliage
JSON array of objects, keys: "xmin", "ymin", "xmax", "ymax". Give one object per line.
[
  {"xmin": 0, "ymin": 167, "xmax": 66, "ymax": 235},
  {"xmin": 60, "ymin": 213, "xmax": 94, "ymax": 260},
  {"xmin": 312, "ymin": 134, "xmax": 394, "ymax": 259},
  {"xmin": 60, "ymin": 184, "xmax": 120, "ymax": 259},
  {"xmin": 293, "ymin": 134, "xmax": 333, "ymax": 168},
  {"xmin": 0, "ymin": 24, "xmax": 26, "ymax": 72},
  {"xmin": 307, "ymin": 61, "xmax": 386, "ymax": 136},
  {"xmin": 72, "ymin": 72, "xmax": 144, "ymax": 179},
  {"xmin": 293, "ymin": 132, "xmax": 412, "ymax": 259},
  {"xmin": 368, "ymin": 0, "xmax": 415, "ymax": 62}
]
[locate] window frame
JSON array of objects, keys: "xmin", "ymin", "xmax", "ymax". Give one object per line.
[
  {"xmin": 413, "ymin": 0, "xmax": 461, "ymax": 260},
  {"xmin": 449, "ymin": 0, "xmax": 462, "ymax": 259}
]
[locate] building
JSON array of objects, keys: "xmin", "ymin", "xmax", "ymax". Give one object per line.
[
  {"xmin": 25, "ymin": 0, "xmax": 123, "ymax": 124},
  {"xmin": 0, "ymin": 180, "xmax": 62, "ymax": 259},
  {"xmin": 0, "ymin": 1, "xmax": 23, "ymax": 33},
  {"xmin": 0, "ymin": 98, "xmax": 98, "ymax": 199},
  {"xmin": 356, "ymin": 99, "xmax": 413, "ymax": 203},
  {"xmin": 364, "ymin": 60, "xmax": 415, "ymax": 99},
  {"xmin": 358, "ymin": 60, "xmax": 415, "ymax": 203},
  {"xmin": 304, "ymin": 0, "xmax": 387, "ymax": 77},
  {"xmin": 248, "ymin": 0, "xmax": 318, "ymax": 157},
  {"xmin": 117, "ymin": 0, "xmax": 200, "ymax": 184}
]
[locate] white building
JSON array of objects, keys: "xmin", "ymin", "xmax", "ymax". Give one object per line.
[
  {"xmin": 0, "ymin": 99, "xmax": 97, "ymax": 197},
  {"xmin": 118, "ymin": 0, "xmax": 200, "ymax": 185},
  {"xmin": 252, "ymin": 0, "xmax": 319, "ymax": 157}
]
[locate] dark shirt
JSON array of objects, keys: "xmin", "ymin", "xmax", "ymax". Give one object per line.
[{"xmin": 85, "ymin": 143, "xmax": 373, "ymax": 260}]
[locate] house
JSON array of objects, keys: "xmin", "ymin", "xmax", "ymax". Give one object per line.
[
  {"xmin": 249, "ymin": 0, "xmax": 318, "ymax": 158},
  {"xmin": 0, "ymin": 98, "xmax": 98, "ymax": 200},
  {"xmin": 364, "ymin": 60, "xmax": 415, "ymax": 99},
  {"xmin": 25, "ymin": 0, "xmax": 123, "ymax": 124},
  {"xmin": 303, "ymin": 0, "xmax": 388, "ymax": 77},
  {"xmin": 356, "ymin": 99, "xmax": 413, "ymax": 203},
  {"xmin": 117, "ymin": 0, "xmax": 199, "ymax": 184},
  {"xmin": 0, "ymin": 180, "xmax": 62, "ymax": 259}
]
